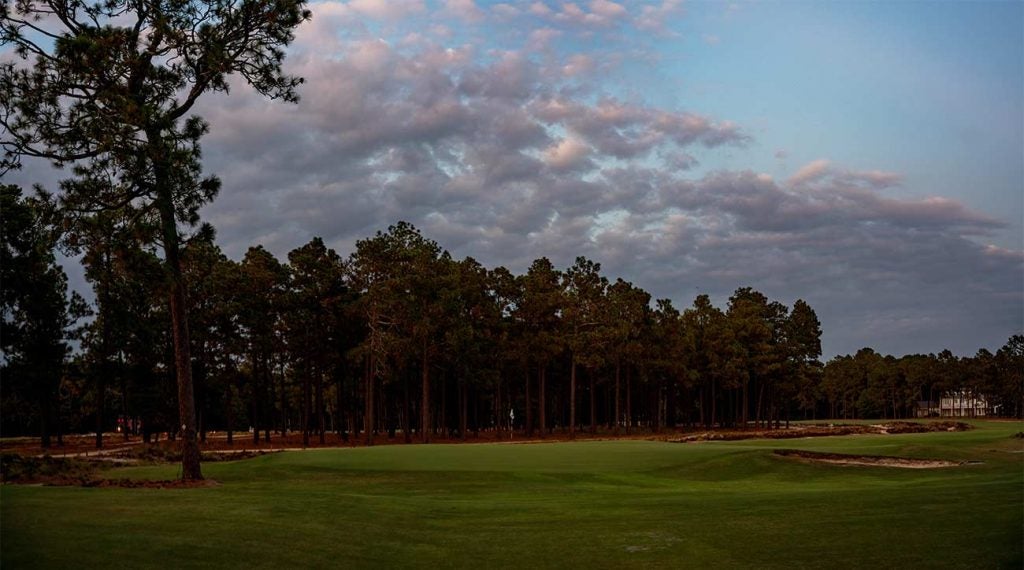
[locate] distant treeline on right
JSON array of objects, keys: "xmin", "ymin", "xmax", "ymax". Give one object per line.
[{"xmin": 819, "ymin": 338, "xmax": 1022, "ymax": 420}]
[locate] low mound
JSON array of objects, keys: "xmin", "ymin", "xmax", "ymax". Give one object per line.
[{"xmin": 773, "ymin": 449, "xmax": 965, "ymax": 469}]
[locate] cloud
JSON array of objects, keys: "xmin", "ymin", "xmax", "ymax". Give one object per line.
[
  {"xmin": 442, "ymin": 0, "xmax": 486, "ymax": 23},
  {"xmin": 525, "ymin": 27, "xmax": 562, "ymax": 51},
  {"xmin": 543, "ymin": 137, "xmax": 593, "ymax": 171},
  {"xmin": 528, "ymin": 2, "xmax": 554, "ymax": 18},
  {"xmin": 491, "ymin": 3, "xmax": 521, "ymax": 18},
  {"xmin": 589, "ymin": 0, "xmax": 628, "ymax": 20},
  {"xmin": 530, "ymin": 96, "xmax": 749, "ymax": 158},
  {"xmin": 789, "ymin": 159, "xmax": 902, "ymax": 189},
  {"xmin": 344, "ymin": 0, "xmax": 423, "ymax": 20},
  {"xmin": 528, "ymin": 1, "xmax": 625, "ymax": 29},
  {"xmin": 561, "ymin": 53, "xmax": 596, "ymax": 77},
  {"xmin": 11, "ymin": 3, "xmax": 1020, "ymax": 360},
  {"xmin": 843, "ymin": 169, "xmax": 902, "ymax": 189},
  {"xmin": 346, "ymin": 0, "xmax": 426, "ymax": 20},
  {"xmin": 635, "ymin": 0, "xmax": 686, "ymax": 34},
  {"xmin": 788, "ymin": 159, "xmax": 832, "ymax": 186}
]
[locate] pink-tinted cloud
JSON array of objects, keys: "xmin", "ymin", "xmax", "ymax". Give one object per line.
[
  {"xmin": 443, "ymin": 0, "xmax": 486, "ymax": 22},
  {"xmin": 635, "ymin": 0, "xmax": 686, "ymax": 34},
  {"xmin": 789, "ymin": 159, "xmax": 902, "ymax": 189},
  {"xmin": 346, "ymin": 0, "xmax": 426, "ymax": 20},
  {"xmin": 543, "ymin": 137, "xmax": 593, "ymax": 171},
  {"xmin": 788, "ymin": 159, "xmax": 832, "ymax": 186}
]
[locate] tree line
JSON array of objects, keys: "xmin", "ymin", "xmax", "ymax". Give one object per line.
[{"xmin": 5, "ymin": 202, "xmax": 1022, "ymax": 456}]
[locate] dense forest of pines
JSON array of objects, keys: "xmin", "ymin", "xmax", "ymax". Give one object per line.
[{"xmin": 4, "ymin": 188, "xmax": 1022, "ymax": 450}]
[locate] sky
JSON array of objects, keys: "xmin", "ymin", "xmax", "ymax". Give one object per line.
[{"xmin": 9, "ymin": 0, "xmax": 1024, "ymax": 358}]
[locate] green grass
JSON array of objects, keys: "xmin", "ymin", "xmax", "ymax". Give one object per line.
[{"xmin": 3, "ymin": 421, "xmax": 1022, "ymax": 569}]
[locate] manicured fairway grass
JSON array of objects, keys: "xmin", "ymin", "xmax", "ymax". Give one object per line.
[{"xmin": 3, "ymin": 421, "xmax": 1022, "ymax": 569}]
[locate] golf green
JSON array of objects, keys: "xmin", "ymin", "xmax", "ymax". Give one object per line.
[{"xmin": 3, "ymin": 420, "xmax": 1021, "ymax": 569}]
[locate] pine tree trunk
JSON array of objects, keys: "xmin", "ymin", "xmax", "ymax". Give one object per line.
[
  {"xmin": 317, "ymin": 366, "xmax": 325, "ymax": 444},
  {"xmin": 40, "ymin": 391, "xmax": 51, "ymax": 449},
  {"xmin": 376, "ymin": 374, "xmax": 384, "ymax": 436},
  {"xmin": 440, "ymin": 371, "xmax": 447, "ymax": 439},
  {"xmin": 263, "ymin": 358, "xmax": 271, "ymax": 443},
  {"xmin": 153, "ymin": 157, "xmax": 201, "ymax": 479},
  {"xmin": 491, "ymin": 380, "xmax": 499, "ymax": 437},
  {"xmin": 539, "ymin": 365, "xmax": 547, "ymax": 436},
  {"xmin": 364, "ymin": 356, "xmax": 375, "ymax": 446},
  {"xmin": 421, "ymin": 345, "xmax": 430, "ymax": 444},
  {"xmin": 756, "ymin": 381, "xmax": 766, "ymax": 429},
  {"xmin": 472, "ymin": 386, "xmax": 480, "ymax": 437},
  {"xmin": 342, "ymin": 370, "xmax": 350, "ymax": 437},
  {"xmin": 280, "ymin": 359, "xmax": 288, "ymax": 436},
  {"xmin": 121, "ymin": 368, "xmax": 129, "ymax": 442},
  {"xmin": 626, "ymin": 366, "xmax": 632, "ymax": 434},
  {"xmin": 96, "ymin": 371, "xmax": 105, "ymax": 449},
  {"xmin": 197, "ymin": 347, "xmax": 207, "ymax": 443},
  {"xmin": 741, "ymin": 377, "xmax": 749, "ymax": 429},
  {"xmin": 302, "ymin": 362, "xmax": 311, "ymax": 447},
  {"xmin": 404, "ymin": 369, "xmax": 412, "ymax": 443},
  {"xmin": 699, "ymin": 386, "xmax": 705, "ymax": 428},
  {"xmin": 653, "ymin": 382, "xmax": 662, "ymax": 433},
  {"xmin": 570, "ymin": 354, "xmax": 577, "ymax": 439},
  {"xmin": 251, "ymin": 352, "xmax": 260, "ymax": 446},
  {"xmin": 525, "ymin": 367, "xmax": 533, "ymax": 437},
  {"xmin": 226, "ymin": 384, "xmax": 234, "ymax": 446},
  {"xmin": 460, "ymin": 382, "xmax": 468, "ymax": 441},
  {"xmin": 96, "ymin": 275, "xmax": 111, "ymax": 449},
  {"xmin": 614, "ymin": 359, "xmax": 621, "ymax": 435},
  {"xmin": 164, "ymin": 240, "xmax": 201, "ymax": 476},
  {"xmin": 589, "ymin": 369, "xmax": 596, "ymax": 434},
  {"xmin": 667, "ymin": 378, "xmax": 676, "ymax": 430},
  {"xmin": 711, "ymin": 378, "xmax": 716, "ymax": 428}
]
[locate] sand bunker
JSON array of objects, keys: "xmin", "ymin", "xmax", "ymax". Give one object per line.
[
  {"xmin": 773, "ymin": 449, "xmax": 965, "ymax": 469},
  {"xmin": 671, "ymin": 421, "xmax": 972, "ymax": 443}
]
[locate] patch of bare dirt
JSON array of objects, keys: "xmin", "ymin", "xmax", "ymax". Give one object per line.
[{"xmin": 773, "ymin": 449, "xmax": 965, "ymax": 469}]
